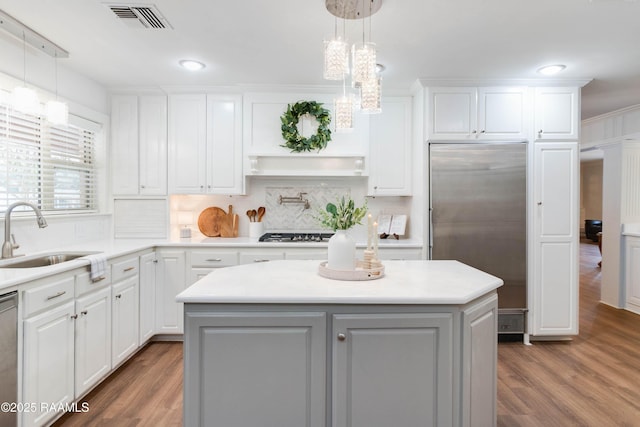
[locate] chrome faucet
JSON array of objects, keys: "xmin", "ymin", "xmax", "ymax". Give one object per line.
[{"xmin": 2, "ymin": 202, "xmax": 48, "ymax": 259}]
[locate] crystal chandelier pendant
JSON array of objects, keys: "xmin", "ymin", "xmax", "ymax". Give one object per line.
[
  {"xmin": 360, "ymin": 75, "xmax": 382, "ymax": 114},
  {"xmin": 351, "ymin": 42, "xmax": 376, "ymax": 88},
  {"xmin": 324, "ymin": 36, "xmax": 349, "ymax": 80},
  {"xmin": 11, "ymin": 86, "xmax": 40, "ymax": 115},
  {"xmin": 45, "ymin": 100, "xmax": 69, "ymax": 125},
  {"xmin": 334, "ymin": 94, "xmax": 354, "ymax": 131}
]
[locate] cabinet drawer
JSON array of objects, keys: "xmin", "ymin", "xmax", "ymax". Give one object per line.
[
  {"xmin": 76, "ymin": 269, "xmax": 112, "ymax": 297},
  {"xmin": 190, "ymin": 250, "xmax": 238, "ymax": 267},
  {"xmin": 23, "ymin": 275, "xmax": 75, "ymax": 318},
  {"xmin": 111, "ymin": 257, "xmax": 139, "ymax": 282},
  {"xmin": 238, "ymin": 251, "xmax": 285, "ymax": 264}
]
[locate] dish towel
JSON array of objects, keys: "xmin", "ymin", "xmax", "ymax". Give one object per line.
[{"xmin": 86, "ymin": 253, "xmax": 108, "ymax": 283}]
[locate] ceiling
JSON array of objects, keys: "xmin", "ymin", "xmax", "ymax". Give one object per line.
[{"xmin": 0, "ymin": 0, "xmax": 639, "ymax": 119}]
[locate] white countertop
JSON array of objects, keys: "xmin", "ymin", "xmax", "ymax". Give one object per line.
[
  {"xmin": 0, "ymin": 237, "xmax": 423, "ymax": 292},
  {"xmin": 176, "ymin": 260, "xmax": 503, "ymax": 305}
]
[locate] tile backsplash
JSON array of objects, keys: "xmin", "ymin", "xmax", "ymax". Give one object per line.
[{"xmin": 264, "ymin": 186, "xmax": 351, "ymax": 232}]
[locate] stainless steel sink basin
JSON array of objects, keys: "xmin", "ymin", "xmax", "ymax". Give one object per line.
[{"xmin": 0, "ymin": 252, "xmax": 99, "ymax": 268}]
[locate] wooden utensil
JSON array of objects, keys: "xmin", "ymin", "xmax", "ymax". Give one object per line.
[
  {"xmin": 249, "ymin": 209, "xmax": 257, "ymax": 222},
  {"xmin": 257, "ymin": 206, "xmax": 266, "ymax": 222},
  {"xmin": 220, "ymin": 205, "xmax": 238, "ymax": 237},
  {"xmin": 246, "ymin": 210, "xmax": 253, "ymax": 222},
  {"xmin": 198, "ymin": 207, "xmax": 227, "ymax": 237}
]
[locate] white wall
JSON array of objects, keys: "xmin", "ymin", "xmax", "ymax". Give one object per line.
[{"xmin": 168, "ymin": 178, "xmax": 414, "ymax": 243}]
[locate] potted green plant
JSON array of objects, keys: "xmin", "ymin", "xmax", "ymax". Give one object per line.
[{"xmin": 317, "ymin": 196, "xmax": 367, "ymax": 270}]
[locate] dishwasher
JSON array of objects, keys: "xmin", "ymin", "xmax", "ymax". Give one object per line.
[{"xmin": 0, "ymin": 291, "xmax": 18, "ymax": 427}]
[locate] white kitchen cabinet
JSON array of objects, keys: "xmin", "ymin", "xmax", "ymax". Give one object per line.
[
  {"xmin": 22, "ymin": 300, "xmax": 75, "ymax": 427},
  {"xmin": 625, "ymin": 236, "xmax": 640, "ymax": 314},
  {"xmin": 187, "ymin": 249, "xmax": 238, "ymax": 284},
  {"xmin": 534, "ymin": 87, "xmax": 580, "ymax": 141},
  {"xmin": 368, "ymin": 97, "xmax": 413, "ymax": 196},
  {"xmin": 284, "ymin": 248, "xmax": 328, "ymax": 260},
  {"xmin": 75, "ymin": 285, "xmax": 111, "ymax": 397},
  {"xmin": 332, "ymin": 313, "xmax": 453, "ymax": 427},
  {"xmin": 111, "ymin": 94, "xmax": 167, "ymax": 195},
  {"xmin": 531, "ymin": 142, "xmax": 579, "ymax": 336},
  {"xmin": 111, "ymin": 257, "xmax": 140, "ymax": 367},
  {"xmin": 238, "ymin": 249, "xmax": 285, "ymax": 264},
  {"xmin": 139, "ymin": 252, "xmax": 157, "ymax": 344},
  {"xmin": 168, "ymin": 93, "xmax": 243, "ymax": 194},
  {"xmin": 427, "ymin": 86, "xmax": 527, "ymax": 140},
  {"xmin": 155, "ymin": 249, "xmax": 187, "ymax": 334},
  {"xmin": 111, "ymin": 276, "xmax": 139, "ymax": 368}
]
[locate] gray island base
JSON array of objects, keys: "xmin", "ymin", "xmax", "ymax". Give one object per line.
[{"xmin": 176, "ymin": 260, "xmax": 503, "ymax": 427}]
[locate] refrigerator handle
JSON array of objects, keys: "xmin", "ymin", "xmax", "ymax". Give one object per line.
[{"xmin": 428, "ymin": 207, "xmax": 433, "ymax": 259}]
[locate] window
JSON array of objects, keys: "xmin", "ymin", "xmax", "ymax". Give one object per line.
[{"xmin": 0, "ymin": 102, "xmax": 97, "ymax": 213}]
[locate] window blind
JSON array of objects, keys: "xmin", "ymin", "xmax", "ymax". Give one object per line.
[{"xmin": 0, "ymin": 102, "xmax": 97, "ymax": 213}]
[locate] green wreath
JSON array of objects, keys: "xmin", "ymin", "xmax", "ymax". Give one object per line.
[{"xmin": 280, "ymin": 101, "xmax": 332, "ymax": 153}]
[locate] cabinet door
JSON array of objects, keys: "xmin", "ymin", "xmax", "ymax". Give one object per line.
[
  {"xmin": 625, "ymin": 237, "xmax": 640, "ymax": 312},
  {"xmin": 477, "ymin": 87, "xmax": 527, "ymax": 139},
  {"xmin": 139, "ymin": 95, "xmax": 167, "ymax": 195},
  {"xmin": 532, "ymin": 142, "xmax": 579, "ymax": 335},
  {"xmin": 168, "ymin": 94, "xmax": 207, "ymax": 193},
  {"xmin": 428, "ymin": 87, "xmax": 477, "ymax": 140},
  {"xmin": 183, "ymin": 312, "xmax": 326, "ymax": 427},
  {"xmin": 139, "ymin": 252, "xmax": 157, "ymax": 343},
  {"xmin": 368, "ymin": 97, "xmax": 412, "ymax": 196},
  {"xmin": 22, "ymin": 301, "xmax": 75, "ymax": 427},
  {"xmin": 206, "ymin": 94, "xmax": 243, "ymax": 194},
  {"xmin": 111, "ymin": 95, "xmax": 139, "ymax": 195},
  {"xmin": 155, "ymin": 250, "xmax": 186, "ymax": 334},
  {"xmin": 461, "ymin": 293, "xmax": 498, "ymax": 427},
  {"xmin": 75, "ymin": 286, "xmax": 111, "ymax": 397},
  {"xmin": 112, "ymin": 276, "xmax": 139, "ymax": 367},
  {"xmin": 332, "ymin": 313, "xmax": 453, "ymax": 427},
  {"xmin": 534, "ymin": 87, "xmax": 580, "ymax": 141}
]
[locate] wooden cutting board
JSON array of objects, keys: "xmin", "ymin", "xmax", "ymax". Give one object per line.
[
  {"xmin": 198, "ymin": 205, "xmax": 238, "ymax": 237},
  {"xmin": 197, "ymin": 207, "xmax": 227, "ymax": 237}
]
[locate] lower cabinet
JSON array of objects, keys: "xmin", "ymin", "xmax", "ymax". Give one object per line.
[
  {"xmin": 23, "ymin": 300, "xmax": 75, "ymax": 427},
  {"xmin": 332, "ymin": 313, "xmax": 453, "ymax": 427},
  {"xmin": 75, "ymin": 286, "xmax": 112, "ymax": 397},
  {"xmin": 111, "ymin": 276, "xmax": 139, "ymax": 367},
  {"xmin": 155, "ymin": 249, "xmax": 187, "ymax": 334},
  {"xmin": 139, "ymin": 252, "xmax": 157, "ymax": 344},
  {"xmin": 184, "ymin": 293, "xmax": 497, "ymax": 427}
]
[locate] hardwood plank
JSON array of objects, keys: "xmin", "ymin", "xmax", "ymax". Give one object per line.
[{"xmin": 54, "ymin": 240, "xmax": 640, "ymax": 426}]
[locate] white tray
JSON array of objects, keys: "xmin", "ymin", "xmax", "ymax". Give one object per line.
[{"xmin": 318, "ymin": 261, "xmax": 385, "ymax": 281}]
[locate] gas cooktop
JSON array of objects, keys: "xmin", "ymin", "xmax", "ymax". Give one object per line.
[{"xmin": 258, "ymin": 232, "xmax": 334, "ymax": 243}]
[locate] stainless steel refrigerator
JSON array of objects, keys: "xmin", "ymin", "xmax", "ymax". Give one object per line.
[{"xmin": 429, "ymin": 142, "xmax": 527, "ymax": 334}]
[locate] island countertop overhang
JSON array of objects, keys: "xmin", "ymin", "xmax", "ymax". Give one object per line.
[{"xmin": 176, "ymin": 260, "xmax": 503, "ymax": 305}]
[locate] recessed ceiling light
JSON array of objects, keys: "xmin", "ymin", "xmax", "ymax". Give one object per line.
[
  {"xmin": 537, "ymin": 64, "xmax": 566, "ymax": 76},
  {"xmin": 179, "ymin": 60, "xmax": 205, "ymax": 71},
  {"xmin": 375, "ymin": 63, "xmax": 386, "ymax": 74}
]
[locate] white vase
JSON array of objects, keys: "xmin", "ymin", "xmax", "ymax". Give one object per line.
[{"xmin": 328, "ymin": 229, "xmax": 356, "ymax": 271}]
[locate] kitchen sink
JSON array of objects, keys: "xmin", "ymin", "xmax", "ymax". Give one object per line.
[{"xmin": 0, "ymin": 252, "xmax": 99, "ymax": 268}]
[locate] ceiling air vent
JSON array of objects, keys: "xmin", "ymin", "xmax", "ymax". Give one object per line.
[{"xmin": 106, "ymin": 3, "xmax": 172, "ymax": 29}]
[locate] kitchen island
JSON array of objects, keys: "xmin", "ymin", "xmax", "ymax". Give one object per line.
[{"xmin": 176, "ymin": 260, "xmax": 503, "ymax": 427}]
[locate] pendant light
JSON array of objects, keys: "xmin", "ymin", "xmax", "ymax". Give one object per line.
[
  {"xmin": 323, "ymin": 15, "xmax": 349, "ymax": 80},
  {"xmin": 12, "ymin": 30, "xmax": 40, "ymax": 115},
  {"xmin": 335, "ymin": 78, "xmax": 354, "ymax": 131},
  {"xmin": 351, "ymin": 0, "xmax": 376, "ymax": 88},
  {"xmin": 359, "ymin": 0, "xmax": 381, "ymax": 113},
  {"xmin": 45, "ymin": 50, "xmax": 68, "ymax": 125}
]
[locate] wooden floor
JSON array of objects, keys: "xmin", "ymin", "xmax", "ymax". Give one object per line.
[{"xmin": 54, "ymin": 240, "xmax": 640, "ymax": 426}]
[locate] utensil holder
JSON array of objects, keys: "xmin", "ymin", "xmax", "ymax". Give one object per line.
[{"xmin": 249, "ymin": 222, "xmax": 264, "ymax": 239}]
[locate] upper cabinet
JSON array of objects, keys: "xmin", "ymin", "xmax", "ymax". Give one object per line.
[
  {"xmin": 168, "ymin": 94, "xmax": 243, "ymax": 195},
  {"xmin": 534, "ymin": 87, "xmax": 580, "ymax": 141},
  {"xmin": 368, "ymin": 97, "xmax": 412, "ymax": 196},
  {"xmin": 111, "ymin": 95, "xmax": 167, "ymax": 196},
  {"xmin": 427, "ymin": 87, "xmax": 527, "ymax": 141}
]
